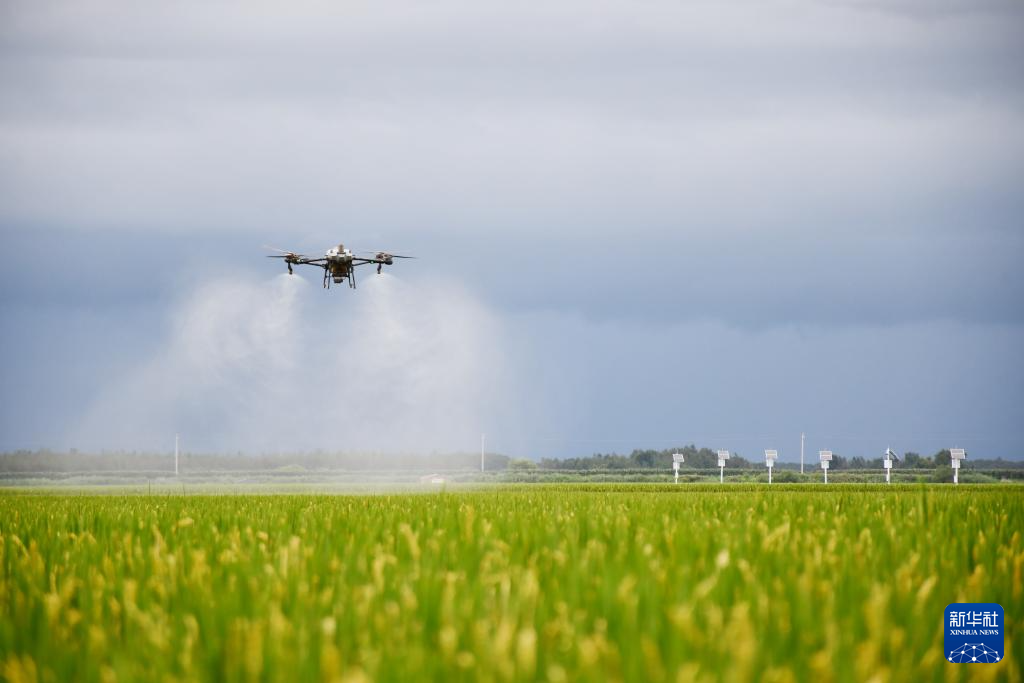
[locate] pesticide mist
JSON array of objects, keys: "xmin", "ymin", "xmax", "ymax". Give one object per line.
[{"xmin": 70, "ymin": 272, "xmax": 525, "ymax": 455}]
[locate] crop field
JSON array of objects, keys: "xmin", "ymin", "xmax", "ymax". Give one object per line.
[{"xmin": 1, "ymin": 484, "xmax": 1021, "ymax": 682}]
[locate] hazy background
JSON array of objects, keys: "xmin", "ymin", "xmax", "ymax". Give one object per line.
[{"xmin": 2, "ymin": 0, "xmax": 1022, "ymax": 460}]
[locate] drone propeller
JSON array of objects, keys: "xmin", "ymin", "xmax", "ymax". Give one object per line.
[
  {"xmin": 264, "ymin": 245, "xmax": 306, "ymax": 257},
  {"xmin": 359, "ymin": 251, "xmax": 416, "ymax": 259},
  {"xmin": 264, "ymin": 246, "xmax": 304, "ymax": 274},
  {"xmin": 361, "ymin": 251, "xmax": 415, "ymax": 273}
]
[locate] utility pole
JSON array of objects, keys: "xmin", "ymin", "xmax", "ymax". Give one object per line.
[
  {"xmin": 481, "ymin": 433, "xmax": 485, "ymax": 472},
  {"xmin": 800, "ymin": 432, "xmax": 805, "ymax": 475},
  {"xmin": 175, "ymin": 434, "xmax": 179, "ymax": 476}
]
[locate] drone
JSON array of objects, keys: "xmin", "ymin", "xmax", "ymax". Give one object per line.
[{"xmin": 265, "ymin": 243, "xmax": 414, "ymax": 289}]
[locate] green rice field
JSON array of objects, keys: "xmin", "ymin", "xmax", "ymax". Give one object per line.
[{"xmin": 1, "ymin": 484, "xmax": 1021, "ymax": 682}]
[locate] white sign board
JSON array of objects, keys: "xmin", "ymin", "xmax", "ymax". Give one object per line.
[
  {"xmin": 673, "ymin": 453, "xmax": 685, "ymax": 463},
  {"xmin": 819, "ymin": 450, "xmax": 833, "ymax": 462},
  {"xmin": 951, "ymin": 459, "xmax": 961, "ymax": 469},
  {"xmin": 717, "ymin": 450, "xmax": 730, "ymax": 460},
  {"xmin": 883, "ymin": 459, "xmax": 893, "ymax": 469},
  {"xmin": 950, "ymin": 448, "xmax": 966, "ymax": 460},
  {"xmin": 821, "ymin": 460, "xmax": 830, "ymax": 470},
  {"xmin": 717, "ymin": 459, "xmax": 726, "ymax": 468},
  {"xmin": 765, "ymin": 449, "xmax": 777, "ymax": 465}
]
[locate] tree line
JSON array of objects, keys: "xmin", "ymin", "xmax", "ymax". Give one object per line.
[
  {"xmin": 2, "ymin": 447, "xmax": 1020, "ymax": 474},
  {"xmin": 538, "ymin": 447, "xmax": 1023, "ymax": 471}
]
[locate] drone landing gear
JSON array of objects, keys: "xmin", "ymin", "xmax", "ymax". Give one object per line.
[
  {"xmin": 322, "ymin": 267, "xmax": 357, "ymax": 289},
  {"xmin": 287, "ymin": 262, "xmax": 293, "ymax": 275}
]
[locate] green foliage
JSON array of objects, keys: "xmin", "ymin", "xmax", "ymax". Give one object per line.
[
  {"xmin": 959, "ymin": 471, "xmax": 999, "ymax": 484},
  {"xmin": 932, "ymin": 465, "xmax": 953, "ymax": 483},
  {"xmin": 1, "ymin": 487, "xmax": 1022, "ymax": 682},
  {"xmin": 540, "ymin": 445, "xmax": 755, "ymax": 470},
  {"xmin": 508, "ymin": 458, "xmax": 538, "ymax": 471},
  {"xmin": 765, "ymin": 469, "xmax": 803, "ymax": 483}
]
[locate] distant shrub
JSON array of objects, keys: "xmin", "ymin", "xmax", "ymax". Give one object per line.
[
  {"xmin": 769, "ymin": 470, "xmax": 802, "ymax": 483},
  {"xmin": 960, "ymin": 471, "xmax": 998, "ymax": 484},
  {"xmin": 508, "ymin": 458, "xmax": 538, "ymax": 471}
]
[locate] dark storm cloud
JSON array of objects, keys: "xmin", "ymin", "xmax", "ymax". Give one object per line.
[{"xmin": 1, "ymin": 1, "xmax": 1022, "ymax": 456}]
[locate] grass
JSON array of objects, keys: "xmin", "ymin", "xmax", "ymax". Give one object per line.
[{"xmin": 1, "ymin": 484, "xmax": 1021, "ymax": 682}]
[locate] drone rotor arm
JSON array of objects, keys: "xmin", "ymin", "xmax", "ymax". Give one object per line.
[{"xmin": 357, "ymin": 251, "xmax": 416, "ymax": 259}]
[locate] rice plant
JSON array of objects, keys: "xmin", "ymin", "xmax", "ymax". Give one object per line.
[{"xmin": 1, "ymin": 485, "xmax": 1021, "ymax": 682}]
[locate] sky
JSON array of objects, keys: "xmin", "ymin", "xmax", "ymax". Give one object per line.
[{"xmin": 1, "ymin": 0, "xmax": 1022, "ymax": 461}]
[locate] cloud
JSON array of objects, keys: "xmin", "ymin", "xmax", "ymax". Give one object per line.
[
  {"xmin": 2, "ymin": 0, "xmax": 1022, "ymax": 329},
  {"xmin": 3, "ymin": 1, "xmax": 1022, "ymax": 241},
  {"xmin": 1, "ymin": 1, "xmax": 1022, "ymax": 458}
]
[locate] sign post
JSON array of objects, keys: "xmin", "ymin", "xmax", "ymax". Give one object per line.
[
  {"xmin": 764, "ymin": 449, "xmax": 777, "ymax": 485},
  {"xmin": 716, "ymin": 450, "xmax": 730, "ymax": 483},
  {"xmin": 672, "ymin": 453, "xmax": 684, "ymax": 484},
  {"xmin": 883, "ymin": 447, "xmax": 897, "ymax": 484},
  {"xmin": 819, "ymin": 450, "xmax": 832, "ymax": 484},
  {"xmin": 950, "ymin": 448, "xmax": 966, "ymax": 485}
]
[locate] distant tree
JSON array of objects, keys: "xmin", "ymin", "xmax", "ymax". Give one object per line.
[
  {"xmin": 903, "ymin": 452, "xmax": 931, "ymax": 469},
  {"xmin": 508, "ymin": 458, "xmax": 537, "ymax": 471},
  {"xmin": 689, "ymin": 447, "xmax": 724, "ymax": 468},
  {"xmin": 829, "ymin": 454, "xmax": 848, "ymax": 470},
  {"xmin": 933, "ymin": 449, "xmax": 952, "ymax": 467},
  {"xmin": 631, "ymin": 450, "xmax": 658, "ymax": 468}
]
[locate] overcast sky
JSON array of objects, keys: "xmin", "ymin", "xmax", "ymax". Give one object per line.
[{"xmin": 2, "ymin": 0, "xmax": 1022, "ymax": 460}]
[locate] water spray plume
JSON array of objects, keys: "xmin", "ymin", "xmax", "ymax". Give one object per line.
[{"xmin": 70, "ymin": 272, "xmax": 522, "ymax": 456}]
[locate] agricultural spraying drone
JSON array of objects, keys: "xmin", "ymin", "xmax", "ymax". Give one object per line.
[{"xmin": 264, "ymin": 243, "xmax": 414, "ymax": 289}]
